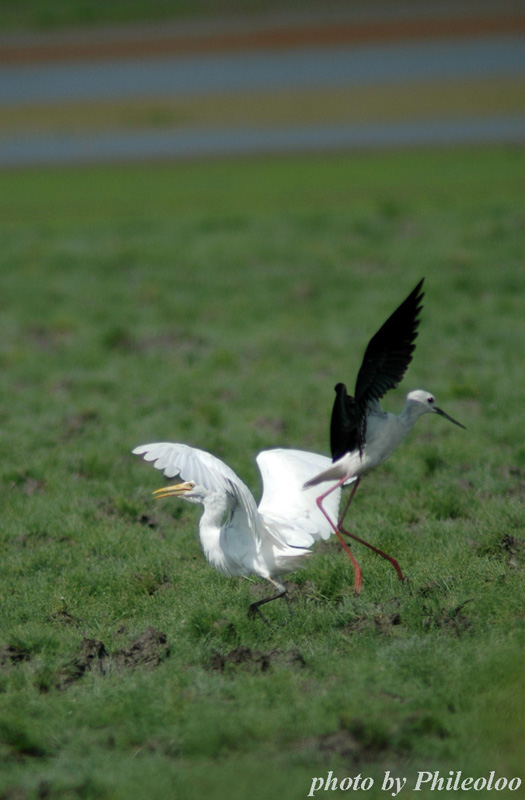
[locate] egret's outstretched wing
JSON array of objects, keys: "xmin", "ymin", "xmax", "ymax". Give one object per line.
[
  {"xmin": 132, "ymin": 442, "xmax": 259, "ymax": 532},
  {"xmin": 257, "ymin": 449, "xmax": 347, "ymax": 548}
]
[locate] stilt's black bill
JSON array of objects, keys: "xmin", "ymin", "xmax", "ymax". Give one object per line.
[{"xmin": 435, "ymin": 407, "xmax": 466, "ymax": 429}]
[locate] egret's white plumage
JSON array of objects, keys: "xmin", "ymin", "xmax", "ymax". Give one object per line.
[{"xmin": 133, "ymin": 442, "xmax": 348, "ymax": 620}]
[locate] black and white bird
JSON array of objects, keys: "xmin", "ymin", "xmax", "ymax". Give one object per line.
[
  {"xmin": 133, "ymin": 443, "xmax": 349, "ymax": 622},
  {"xmin": 304, "ymin": 278, "xmax": 465, "ymax": 592}
]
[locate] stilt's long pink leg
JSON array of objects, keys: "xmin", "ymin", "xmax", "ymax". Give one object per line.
[
  {"xmin": 315, "ymin": 477, "xmax": 363, "ymax": 594},
  {"xmin": 337, "ymin": 477, "xmax": 404, "ymax": 581}
]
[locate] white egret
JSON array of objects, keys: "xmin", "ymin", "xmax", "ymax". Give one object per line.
[
  {"xmin": 304, "ymin": 278, "xmax": 465, "ymax": 592},
  {"xmin": 133, "ymin": 443, "xmax": 353, "ymax": 622}
]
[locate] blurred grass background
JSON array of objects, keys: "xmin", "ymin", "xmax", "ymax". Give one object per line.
[
  {"xmin": 2, "ymin": 0, "xmax": 523, "ymax": 167},
  {"xmin": 1, "ymin": 147, "xmax": 524, "ymax": 798},
  {"xmin": 0, "ymin": 0, "xmax": 333, "ymax": 30}
]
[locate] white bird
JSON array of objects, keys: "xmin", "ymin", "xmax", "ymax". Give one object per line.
[
  {"xmin": 304, "ymin": 278, "xmax": 465, "ymax": 593},
  {"xmin": 133, "ymin": 443, "xmax": 349, "ymax": 622}
]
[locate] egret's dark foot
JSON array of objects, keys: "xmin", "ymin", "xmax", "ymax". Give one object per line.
[
  {"xmin": 247, "ymin": 602, "xmax": 272, "ymax": 627},
  {"xmin": 247, "ymin": 581, "xmax": 288, "ymax": 627},
  {"xmin": 247, "ymin": 602, "xmax": 291, "ymax": 628}
]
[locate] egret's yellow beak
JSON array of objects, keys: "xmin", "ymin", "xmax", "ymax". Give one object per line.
[{"xmin": 153, "ymin": 481, "xmax": 193, "ymax": 499}]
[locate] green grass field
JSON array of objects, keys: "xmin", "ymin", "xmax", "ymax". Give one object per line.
[
  {"xmin": 0, "ymin": 0, "xmax": 346, "ymax": 31},
  {"xmin": 1, "ymin": 148, "xmax": 524, "ymax": 799}
]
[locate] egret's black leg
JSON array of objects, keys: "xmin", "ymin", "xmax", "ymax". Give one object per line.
[{"xmin": 248, "ymin": 578, "xmax": 287, "ymax": 626}]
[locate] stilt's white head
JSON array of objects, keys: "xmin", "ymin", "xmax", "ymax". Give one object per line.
[{"xmin": 406, "ymin": 390, "xmax": 465, "ymax": 428}]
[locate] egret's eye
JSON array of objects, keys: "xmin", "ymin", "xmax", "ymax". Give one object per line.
[{"xmin": 427, "ymin": 396, "xmax": 434, "ymax": 404}]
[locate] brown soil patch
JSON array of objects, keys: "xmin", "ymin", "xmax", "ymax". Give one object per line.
[
  {"xmin": 0, "ymin": 644, "xmax": 32, "ymax": 667},
  {"xmin": 55, "ymin": 627, "xmax": 169, "ymax": 689},
  {"xmin": 209, "ymin": 645, "xmax": 305, "ymax": 672}
]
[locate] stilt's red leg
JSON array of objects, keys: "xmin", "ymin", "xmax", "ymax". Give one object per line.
[
  {"xmin": 337, "ymin": 477, "xmax": 404, "ymax": 581},
  {"xmin": 338, "ymin": 476, "xmax": 361, "ymax": 522},
  {"xmin": 335, "ymin": 528, "xmax": 363, "ymax": 594},
  {"xmin": 338, "ymin": 524, "xmax": 404, "ymax": 581},
  {"xmin": 315, "ymin": 477, "xmax": 363, "ymax": 594}
]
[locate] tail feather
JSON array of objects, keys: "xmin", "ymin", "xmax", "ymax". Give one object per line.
[{"xmin": 303, "ymin": 462, "xmax": 353, "ymax": 489}]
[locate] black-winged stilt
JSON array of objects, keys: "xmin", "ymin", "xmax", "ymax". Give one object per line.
[{"xmin": 305, "ymin": 278, "xmax": 465, "ymax": 593}]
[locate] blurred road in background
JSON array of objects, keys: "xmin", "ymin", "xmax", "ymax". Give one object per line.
[{"xmin": 1, "ymin": 1, "xmax": 524, "ymax": 166}]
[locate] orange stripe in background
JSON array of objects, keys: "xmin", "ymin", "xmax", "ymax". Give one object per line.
[{"xmin": 1, "ymin": 14, "xmax": 524, "ymax": 65}]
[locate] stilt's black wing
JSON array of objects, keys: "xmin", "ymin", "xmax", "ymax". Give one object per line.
[
  {"xmin": 354, "ymin": 279, "xmax": 425, "ymax": 451},
  {"xmin": 330, "ymin": 382, "xmax": 358, "ymax": 461}
]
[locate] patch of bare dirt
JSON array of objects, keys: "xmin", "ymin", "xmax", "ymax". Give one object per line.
[
  {"xmin": 60, "ymin": 410, "xmax": 99, "ymax": 441},
  {"xmin": 296, "ymin": 710, "xmax": 448, "ymax": 768},
  {"xmin": 209, "ymin": 645, "xmax": 305, "ymax": 673},
  {"xmin": 416, "ymin": 578, "xmax": 456, "ymax": 597},
  {"xmin": 55, "ymin": 627, "xmax": 169, "ymax": 689},
  {"xmin": 475, "ymin": 532, "xmax": 524, "ymax": 569},
  {"xmin": 343, "ymin": 601, "xmax": 402, "ymax": 636},
  {"xmin": 112, "ymin": 627, "xmax": 169, "ymax": 669},
  {"xmin": 422, "ymin": 599, "xmax": 474, "ymax": 635},
  {"xmin": 9, "ymin": 475, "xmax": 47, "ymax": 496},
  {"xmin": 131, "ymin": 572, "xmax": 173, "ymax": 596},
  {"xmin": 314, "ymin": 729, "xmax": 362, "ymax": 760},
  {"xmin": 56, "ymin": 638, "xmax": 107, "ymax": 689},
  {"xmin": 0, "ymin": 644, "xmax": 31, "ymax": 667},
  {"xmin": 48, "ymin": 608, "xmax": 84, "ymax": 626},
  {"xmin": 135, "ymin": 512, "xmax": 159, "ymax": 529},
  {"xmin": 298, "ymin": 717, "xmax": 391, "ymax": 765},
  {"xmin": 500, "ymin": 533, "xmax": 525, "ymax": 569},
  {"xmin": 502, "ymin": 466, "xmax": 525, "ymax": 498}
]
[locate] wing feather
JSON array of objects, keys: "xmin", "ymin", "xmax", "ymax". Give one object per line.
[
  {"xmin": 330, "ymin": 382, "xmax": 358, "ymax": 461},
  {"xmin": 132, "ymin": 442, "xmax": 259, "ymax": 534},
  {"xmin": 256, "ymin": 449, "xmax": 345, "ymax": 547},
  {"xmin": 354, "ymin": 278, "xmax": 424, "ymax": 450}
]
